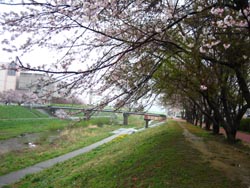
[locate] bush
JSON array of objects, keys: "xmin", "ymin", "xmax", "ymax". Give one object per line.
[
  {"xmin": 75, "ymin": 117, "xmax": 112, "ymax": 128},
  {"xmin": 89, "ymin": 117, "xmax": 111, "ymax": 127},
  {"xmin": 239, "ymin": 118, "xmax": 250, "ymax": 132}
]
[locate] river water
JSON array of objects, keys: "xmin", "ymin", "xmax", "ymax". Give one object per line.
[{"xmin": 0, "ymin": 130, "xmax": 61, "ymax": 154}]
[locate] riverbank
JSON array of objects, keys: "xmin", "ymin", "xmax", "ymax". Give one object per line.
[{"xmin": 5, "ymin": 120, "xmax": 249, "ymax": 188}]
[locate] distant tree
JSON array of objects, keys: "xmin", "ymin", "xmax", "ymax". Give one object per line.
[
  {"xmin": 22, "ymin": 91, "xmax": 40, "ymax": 104},
  {"xmin": 0, "ymin": 90, "xmax": 39, "ymax": 105},
  {"xmin": 0, "ymin": 90, "xmax": 14, "ymax": 105},
  {"xmin": 55, "ymin": 109, "xmax": 69, "ymax": 119},
  {"xmin": 51, "ymin": 96, "xmax": 85, "ymax": 105}
]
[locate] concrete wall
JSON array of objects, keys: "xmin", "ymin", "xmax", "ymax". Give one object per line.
[
  {"xmin": 0, "ymin": 69, "xmax": 17, "ymax": 92},
  {"xmin": 0, "ymin": 70, "xmax": 7, "ymax": 92},
  {"xmin": 17, "ymin": 72, "xmax": 43, "ymax": 91}
]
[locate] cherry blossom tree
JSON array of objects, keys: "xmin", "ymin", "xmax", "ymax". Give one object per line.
[
  {"xmin": 0, "ymin": 90, "xmax": 14, "ymax": 105},
  {"xmin": 22, "ymin": 91, "xmax": 40, "ymax": 104},
  {"xmin": 181, "ymin": 0, "xmax": 250, "ymax": 142},
  {"xmin": 0, "ymin": 0, "xmax": 197, "ymax": 108},
  {"xmin": 197, "ymin": 3, "xmax": 250, "ymax": 106},
  {"xmin": 154, "ymin": 50, "xmax": 248, "ymax": 142},
  {"xmin": 0, "ymin": 0, "xmax": 249, "ymax": 142},
  {"xmin": 0, "ymin": 90, "xmax": 39, "ymax": 105},
  {"xmin": 55, "ymin": 109, "xmax": 69, "ymax": 119}
]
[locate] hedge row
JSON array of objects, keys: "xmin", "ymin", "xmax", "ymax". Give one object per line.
[{"xmin": 239, "ymin": 118, "xmax": 250, "ymax": 133}]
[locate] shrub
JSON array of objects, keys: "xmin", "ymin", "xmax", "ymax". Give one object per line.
[
  {"xmin": 89, "ymin": 117, "xmax": 111, "ymax": 127},
  {"xmin": 239, "ymin": 118, "xmax": 250, "ymax": 132}
]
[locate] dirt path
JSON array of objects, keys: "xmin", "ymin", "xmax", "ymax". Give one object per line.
[
  {"xmin": 173, "ymin": 117, "xmax": 250, "ymax": 143},
  {"xmin": 178, "ymin": 122, "xmax": 250, "ymax": 188}
]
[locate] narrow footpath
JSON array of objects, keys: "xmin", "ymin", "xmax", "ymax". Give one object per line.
[
  {"xmin": 174, "ymin": 118, "xmax": 250, "ymax": 143},
  {"xmin": 0, "ymin": 122, "xmax": 165, "ymax": 187},
  {"xmin": 178, "ymin": 122, "xmax": 250, "ymax": 187}
]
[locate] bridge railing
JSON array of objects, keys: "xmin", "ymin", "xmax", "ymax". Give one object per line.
[{"xmin": 29, "ymin": 105, "xmax": 167, "ymax": 126}]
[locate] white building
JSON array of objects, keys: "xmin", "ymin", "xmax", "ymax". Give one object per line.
[
  {"xmin": 0, "ymin": 62, "xmax": 18, "ymax": 92},
  {"xmin": 17, "ymin": 71, "xmax": 44, "ymax": 92},
  {"xmin": 0, "ymin": 62, "xmax": 56, "ymax": 97}
]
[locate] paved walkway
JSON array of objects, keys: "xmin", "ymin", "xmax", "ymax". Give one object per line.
[{"xmin": 0, "ymin": 122, "xmax": 165, "ymax": 187}]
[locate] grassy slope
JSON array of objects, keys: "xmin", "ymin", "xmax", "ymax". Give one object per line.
[
  {"xmin": 0, "ymin": 117, "xmax": 145, "ymax": 175},
  {"xmin": 0, "ymin": 124, "xmax": 113, "ymax": 175},
  {"xmin": 0, "ymin": 119, "xmax": 69, "ymax": 140},
  {"xmin": 0, "ymin": 105, "xmax": 57, "ymax": 140},
  {"xmin": 0, "ymin": 105, "xmax": 48, "ymax": 119},
  {"xmin": 12, "ymin": 121, "xmax": 243, "ymax": 188}
]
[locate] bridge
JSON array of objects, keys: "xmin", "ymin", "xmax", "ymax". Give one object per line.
[{"xmin": 29, "ymin": 105, "xmax": 166, "ymax": 128}]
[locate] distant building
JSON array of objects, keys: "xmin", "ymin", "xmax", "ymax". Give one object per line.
[
  {"xmin": 17, "ymin": 71, "xmax": 44, "ymax": 92},
  {"xmin": 0, "ymin": 62, "xmax": 58, "ymax": 102},
  {"xmin": 0, "ymin": 62, "xmax": 18, "ymax": 92}
]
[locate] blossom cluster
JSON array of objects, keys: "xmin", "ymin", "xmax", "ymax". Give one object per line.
[
  {"xmin": 55, "ymin": 109, "xmax": 69, "ymax": 119},
  {"xmin": 210, "ymin": 7, "xmax": 249, "ymax": 29},
  {"xmin": 199, "ymin": 6, "xmax": 249, "ymax": 56}
]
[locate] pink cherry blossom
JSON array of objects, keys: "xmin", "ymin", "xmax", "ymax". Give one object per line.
[
  {"xmin": 199, "ymin": 46, "xmax": 206, "ymax": 53},
  {"xmin": 210, "ymin": 7, "xmax": 224, "ymax": 16},
  {"xmin": 223, "ymin": 43, "xmax": 230, "ymax": 49},
  {"xmin": 224, "ymin": 15, "xmax": 234, "ymax": 26},
  {"xmin": 200, "ymin": 85, "xmax": 208, "ymax": 91},
  {"xmin": 197, "ymin": 6, "xmax": 203, "ymax": 12}
]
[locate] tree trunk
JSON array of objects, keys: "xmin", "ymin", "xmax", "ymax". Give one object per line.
[
  {"xmin": 224, "ymin": 125, "xmax": 237, "ymax": 143},
  {"xmin": 234, "ymin": 67, "xmax": 250, "ymax": 107},
  {"xmin": 199, "ymin": 113, "xmax": 203, "ymax": 128},
  {"xmin": 212, "ymin": 123, "xmax": 220, "ymax": 134},
  {"xmin": 204, "ymin": 115, "xmax": 212, "ymax": 130},
  {"xmin": 194, "ymin": 117, "xmax": 198, "ymax": 126},
  {"xmin": 212, "ymin": 113, "xmax": 220, "ymax": 134}
]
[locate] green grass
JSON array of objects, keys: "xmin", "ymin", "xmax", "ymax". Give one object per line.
[
  {"xmin": 0, "ymin": 116, "xmax": 145, "ymax": 175},
  {"xmin": 50, "ymin": 103, "xmax": 87, "ymax": 108},
  {"xmin": 10, "ymin": 121, "xmax": 243, "ymax": 188},
  {"xmin": 183, "ymin": 121, "xmax": 213, "ymax": 138},
  {"xmin": 0, "ymin": 107, "xmax": 144, "ymax": 141},
  {"xmin": 0, "ymin": 124, "xmax": 113, "ymax": 175},
  {"xmin": 0, "ymin": 105, "xmax": 48, "ymax": 119},
  {"xmin": 0, "ymin": 119, "xmax": 69, "ymax": 140}
]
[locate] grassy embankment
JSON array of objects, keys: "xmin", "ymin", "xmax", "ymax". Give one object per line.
[
  {"xmin": 0, "ymin": 105, "xmax": 144, "ymax": 140},
  {"xmin": 0, "ymin": 105, "xmax": 65, "ymax": 140},
  {"xmin": 0, "ymin": 105, "xmax": 48, "ymax": 119},
  {"xmin": 9, "ymin": 121, "xmax": 244, "ymax": 188},
  {"xmin": 0, "ymin": 105, "xmax": 145, "ymax": 175}
]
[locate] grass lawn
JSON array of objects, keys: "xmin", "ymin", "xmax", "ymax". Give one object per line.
[
  {"xmin": 0, "ymin": 105, "xmax": 48, "ymax": 119},
  {"xmin": 9, "ymin": 121, "xmax": 243, "ymax": 188}
]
